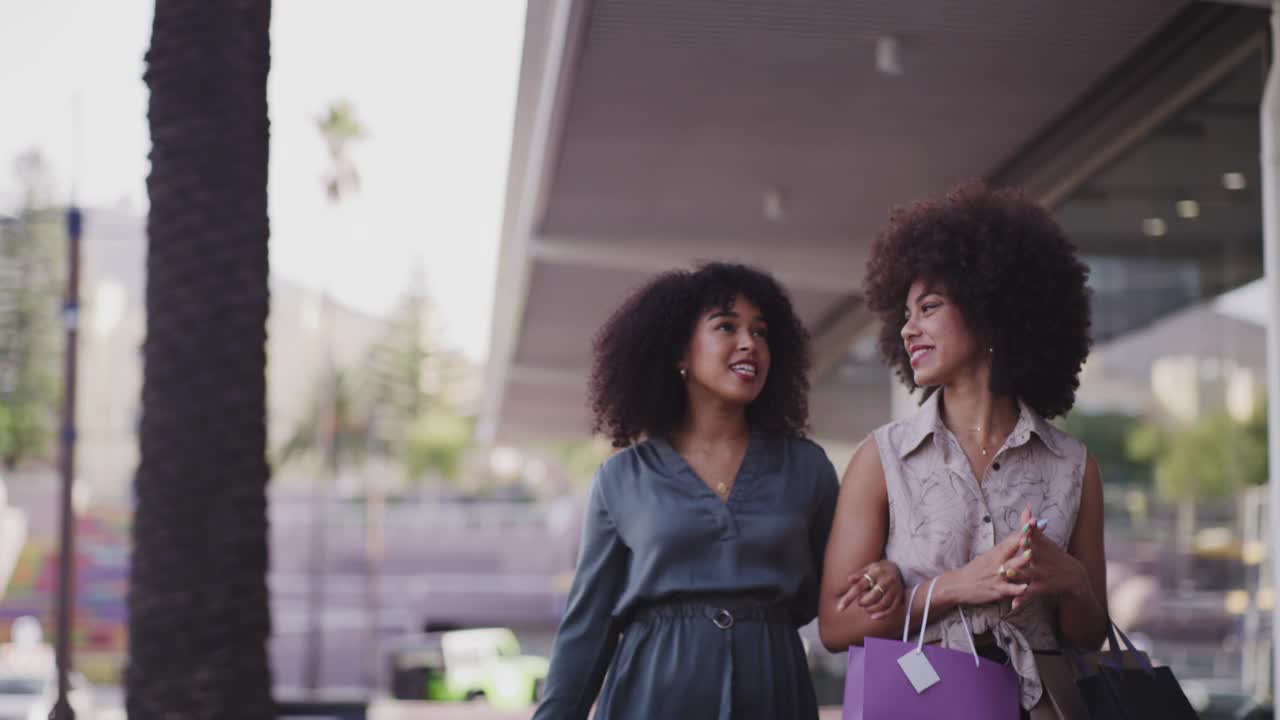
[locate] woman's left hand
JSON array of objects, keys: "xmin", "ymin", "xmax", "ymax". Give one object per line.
[
  {"xmin": 1001, "ymin": 508, "xmax": 1088, "ymax": 611},
  {"xmin": 834, "ymin": 559, "xmax": 903, "ymax": 620}
]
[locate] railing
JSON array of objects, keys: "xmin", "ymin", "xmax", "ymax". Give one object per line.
[{"xmin": 268, "ymin": 497, "xmax": 581, "ymax": 533}]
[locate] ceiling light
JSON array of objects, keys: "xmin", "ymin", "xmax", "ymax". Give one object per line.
[
  {"xmin": 1175, "ymin": 200, "xmax": 1199, "ymax": 219},
  {"xmin": 763, "ymin": 188, "xmax": 788, "ymax": 223},
  {"xmin": 1225, "ymin": 589, "xmax": 1250, "ymax": 616},
  {"xmin": 1222, "ymin": 172, "xmax": 1247, "ymax": 191},
  {"xmin": 1141, "ymin": 218, "xmax": 1167, "ymax": 237},
  {"xmin": 875, "ymin": 37, "xmax": 903, "ymax": 76}
]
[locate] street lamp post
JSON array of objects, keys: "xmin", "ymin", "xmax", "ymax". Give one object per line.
[{"xmin": 49, "ymin": 206, "xmax": 82, "ymax": 720}]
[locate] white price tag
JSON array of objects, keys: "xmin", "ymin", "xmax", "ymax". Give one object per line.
[{"xmin": 897, "ymin": 649, "xmax": 940, "ymax": 694}]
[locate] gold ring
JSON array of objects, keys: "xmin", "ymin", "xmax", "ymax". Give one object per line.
[
  {"xmin": 998, "ymin": 563, "xmax": 1007, "ymax": 578},
  {"xmin": 862, "ymin": 573, "xmax": 876, "ymax": 589},
  {"xmin": 871, "ymin": 583, "xmax": 885, "ymax": 597}
]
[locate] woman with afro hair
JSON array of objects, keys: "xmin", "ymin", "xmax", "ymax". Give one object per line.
[
  {"xmin": 533, "ymin": 262, "xmax": 903, "ymax": 720},
  {"xmin": 818, "ymin": 183, "xmax": 1107, "ymax": 718}
]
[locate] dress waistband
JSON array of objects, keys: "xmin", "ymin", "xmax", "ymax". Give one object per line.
[{"xmin": 631, "ymin": 593, "xmax": 793, "ymax": 628}]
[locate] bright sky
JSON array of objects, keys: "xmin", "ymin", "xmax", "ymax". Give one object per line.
[{"xmin": 0, "ymin": 0, "xmax": 526, "ymax": 362}]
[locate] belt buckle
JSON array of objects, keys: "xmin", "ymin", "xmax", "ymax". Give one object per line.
[{"xmin": 711, "ymin": 608, "xmax": 734, "ymax": 630}]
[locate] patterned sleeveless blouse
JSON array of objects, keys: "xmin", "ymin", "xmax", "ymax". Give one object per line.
[{"xmin": 873, "ymin": 390, "xmax": 1088, "ymax": 710}]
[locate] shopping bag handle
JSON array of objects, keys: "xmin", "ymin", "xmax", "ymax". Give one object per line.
[
  {"xmin": 900, "ymin": 578, "xmax": 981, "ymax": 667},
  {"xmin": 1106, "ymin": 618, "xmax": 1154, "ymax": 673},
  {"xmin": 916, "ymin": 579, "xmax": 937, "ymax": 651},
  {"xmin": 954, "ymin": 604, "xmax": 980, "ymax": 668},
  {"xmin": 1064, "ymin": 618, "xmax": 1154, "ymax": 677},
  {"xmin": 902, "ymin": 583, "xmax": 923, "ymax": 642}
]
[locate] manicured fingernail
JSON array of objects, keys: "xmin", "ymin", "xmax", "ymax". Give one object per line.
[
  {"xmin": 1021, "ymin": 522, "xmax": 1030, "ymax": 533},
  {"xmin": 837, "ymin": 601, "xmax": 845, "ymax": 611},
  {"xmin": 1037, "ymin": 519, "xmax": 1048, "ymax": 530},
  {"xmin": 1023, "ymin": 548, "xmax": 1032, "ymax": 557}
]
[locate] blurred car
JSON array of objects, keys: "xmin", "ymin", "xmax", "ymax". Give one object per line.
[
  {"xmin": 387, "ymin": 627, "xmax": 548, "ymax": 709},
  {"xmin": 0, "ymin": 669, "xmax": 93, "ymax": 720}
]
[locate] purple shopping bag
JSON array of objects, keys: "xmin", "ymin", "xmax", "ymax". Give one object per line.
[
  {"xmin": 842, "ymin": 578, "xmax": 1020, "ymax": 720},
  {"xmin": 842, "ymin": 645, "xmax": 868, "ymax": 720}
]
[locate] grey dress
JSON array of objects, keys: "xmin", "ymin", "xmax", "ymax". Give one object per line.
[{"xmin": 532, "ymin": 433, "xmax": 839, "ymax": 720}]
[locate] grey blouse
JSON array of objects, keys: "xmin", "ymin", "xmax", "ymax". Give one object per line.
[
  {"xmin": 875, "ymin": 390, "xmax": 1088, "ymax": 709},
  {"xmin": 534, "ymin": 433, "xmax": 839, "ymax": 719}
]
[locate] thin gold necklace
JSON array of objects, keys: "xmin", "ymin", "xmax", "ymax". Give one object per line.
[
  {"xmin": 972, "ymin": 425, "xmax": 990, "ymax": 456},
  {"xmin": 678, "ymin": 434, "xmax": 747, "ymax": 498},
  {"xmin": 968, "ymin": 423, "xmax": 1008, "ymax": 456}
]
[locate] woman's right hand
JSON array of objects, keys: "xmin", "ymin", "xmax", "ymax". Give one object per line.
[{"xmin": 938, "ymin": 511, "xmax": 1031, "ymax": 607}]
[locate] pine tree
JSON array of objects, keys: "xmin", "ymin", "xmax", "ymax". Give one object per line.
[{"xmin": 0, "ymin": 151, "xmax": 65, "ymax": 469}]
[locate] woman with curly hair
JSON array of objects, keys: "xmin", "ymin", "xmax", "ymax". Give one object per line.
[
  {"xmin": 533, "ymin": 262, "xmax": 903, "ymax": 720},
  {"xmin": 818, "ymin": 183, "xmax": 1107, "ymax": 719}
]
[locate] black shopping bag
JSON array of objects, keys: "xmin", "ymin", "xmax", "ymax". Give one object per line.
[{"xmin": 1069, "ymin": 621, "xmax": 1197, "ymax": 720}]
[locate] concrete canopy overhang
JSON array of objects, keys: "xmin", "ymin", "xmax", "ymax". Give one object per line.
[{"xmin": 480, "ymin": 0, "xmax": 1256, "ymax": 445}]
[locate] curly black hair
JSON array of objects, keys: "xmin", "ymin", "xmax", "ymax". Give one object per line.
[
  {"xmin": 589, "ymin": 262, "xmax": 811, "ymax": 447},
  {"xmin": 863, "ymin": 182, "xmax": 1092, "ymax": 419}
]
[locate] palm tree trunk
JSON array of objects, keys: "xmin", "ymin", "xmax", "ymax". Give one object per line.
[
  {"xmin": 302, "ymin": 311, "xmax": 337, "ymax": 692},
  {"xmin": 129, "ymin": 2, "xmax": 274, "ymax": 718},
  {"xmin": 302, "ymin": 414, "xmax": 332, "ymax": 692},
  {"xmin": 363, "ymin": 461, "xmax": 384, "ymax": 690}
]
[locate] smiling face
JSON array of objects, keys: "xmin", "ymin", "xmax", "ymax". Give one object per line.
[
  {"xmin": 900, "ymin": 278, "xmax": 985, "ymax": 388},
  {"xmin": 679, "ymin": 294, "xmax": 771, "ymax": 407}
]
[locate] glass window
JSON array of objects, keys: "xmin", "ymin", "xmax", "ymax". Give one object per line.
[{"xmin": 1056, "ymin": 49, "xmax": 1271, "ymax": 707}]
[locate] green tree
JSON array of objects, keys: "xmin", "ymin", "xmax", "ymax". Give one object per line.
[
  {"xmin": 0, "ymin": 405, "xmax": 12, "ymax": 460},
  {"xmin": 279, "ymin": 368, "xmax": 372, "ymax": 469},
  {"xmin": 274, "ymin": 275, "xmax": 464, "ymax": 687},
  {"xmin": 275, "ymin": 280, "xmax": 435, "ymax": 476},
  {"xmin": 345, "ymin": 279, "xmax": 432, "ymax": 691},
  {"xmin": 0, "ymin": 152, "xmax": 65, "ymax": 469},
  {"xmin": 318, "ymin": 100, "xmax": 363, "ymax": 202},
  {"xmin": 288, "ymin": 98, "xmax": 369, "ymax": 694},
  {"xmin": 403, "ymin": 410, "xmax": 472, "ymax": 482},
  {"xmin": 128, "ymin": 2, "xmax": 274, "ymax": 717},
  {"xmin": 1059, "ymin": 410, "xmax": 1150, "ymax": 485},
  {"xmin": 541, "ymin": 438, "xmax": 613, "ymax": 489},
  {"xmin": 361, "ymin": 274, "xmax": 429, "ymax": 462},
  {"xmin": 1128, "ymin": 401, "xmax": 1268, "ymax": 501}
]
